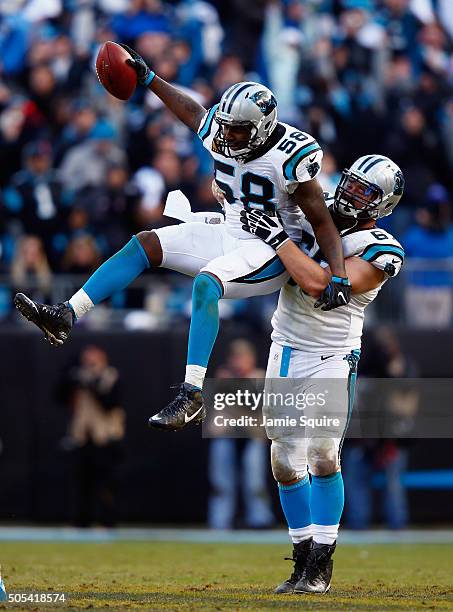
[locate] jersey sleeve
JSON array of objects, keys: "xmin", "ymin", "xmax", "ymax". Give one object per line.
[
  {"xmin": 283, "ymin": 140, "xmax": 323, "ymax": 194},
  {"xmin": 359, "ymin": 235, "xmax": 405, "ymax": 278},
  {"xmin": 197, "ymin": 104, "xmax": 219, "ymax": 150}
]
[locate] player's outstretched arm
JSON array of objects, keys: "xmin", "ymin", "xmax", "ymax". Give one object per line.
[{"xmin": 120, "ymin": 44, "xmax": 206, "ymax": 132}]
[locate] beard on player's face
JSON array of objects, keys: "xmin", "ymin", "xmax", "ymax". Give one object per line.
[{"xmin": 331, "ymin": 207, "xmax": 375, "ymax": 232}]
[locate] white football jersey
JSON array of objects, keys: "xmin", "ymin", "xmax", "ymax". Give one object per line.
[
  {"xmin": 271, "ymin": 198, "xmax": 405, "ymax": 353},
  {"xmin": 198, "ymin": 105, "xmax": 323, "ymax": 241}
]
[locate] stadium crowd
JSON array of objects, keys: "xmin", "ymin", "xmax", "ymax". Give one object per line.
[{"xmin": 1, "ymin": 0, "xmax": 453, "ymax": 324}]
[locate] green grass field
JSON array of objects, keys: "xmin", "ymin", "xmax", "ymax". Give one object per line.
[{"xmin": 1, "ymin": 541, "xmax": 452, "ymax": 610}]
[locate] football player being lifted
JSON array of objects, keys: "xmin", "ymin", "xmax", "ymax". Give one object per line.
[
  {"xmin": 241, "ymin": 154, "xmax": 405, "ymax": 595},
  {"xmin": 14, "ymin": 45, "xmax": 351, "ymax": 430}
]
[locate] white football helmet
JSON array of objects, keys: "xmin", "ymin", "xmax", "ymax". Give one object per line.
[
  {"xmin": 334, "ymin": 155, "xmax": 405, "ymax": 220},
  {"xmin": 214, "ymin": 82, "xmax": 278, "ymax": 160}
]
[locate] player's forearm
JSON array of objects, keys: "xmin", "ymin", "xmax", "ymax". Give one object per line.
[
  {"xmin": 293, "ymin": 179, "xmax": 347, "ymax": 278},
  {"xmin": 277, "ymin": 241, "xmax": 329, "ymax": 297},
  {"xmin": 312, "ymin": 219, "xmax": 347, "ymax": 278},
  {"xmin": 148, "ymin": 76, "xmax": 206, "ymax": 132}
]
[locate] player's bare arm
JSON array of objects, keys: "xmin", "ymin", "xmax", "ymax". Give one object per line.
[
  {"xmin": 291, "ymin": 178, "xmax": 346, "ymax": 279},
  {"xmin": 121, "ymin": 44, "xmax": 206, "ymax": 131},
  {"xmin": 274, "ymin": 242, "xmax": 384, "ymax": 296},
  {"xmin": 240, "ymin": 192, "xmax": 351, "ymax": 310},
  {"xmin": 149, "ymin": 77, "xmax": 206, "ymax": 132}
]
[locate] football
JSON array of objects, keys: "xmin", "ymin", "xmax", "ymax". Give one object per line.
[{"xmin": 95, "ymin": 41, "xmax": 137, "ymax": 101}]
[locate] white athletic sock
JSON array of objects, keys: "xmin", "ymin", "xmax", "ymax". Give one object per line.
[
  {"xmin": 289, "ymin": 525, "xmax": 313, "ymax": 544},
  {"xmin": 69, "ymin": 289, "xmax": 94, "ymax": 320},
  {"xmin": 311, "ymin": 524, "xmax": 339, "ymax": 545},
  {"xmin": 185, "ymin": 365, "xmax": 206, "ymax": 389}
]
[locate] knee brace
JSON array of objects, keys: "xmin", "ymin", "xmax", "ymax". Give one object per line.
[
  {"xmin": 270, "ymin": 439, "xmax": 308, "ymax": 483},
  {"xmin": 307, "ymin": 437, "xmax": 339, "ymax": 476}
]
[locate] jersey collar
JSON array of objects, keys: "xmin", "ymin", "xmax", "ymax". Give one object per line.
[{"xmin": 241, "ymin": 123, "xmax": 286, "ymax": 163}]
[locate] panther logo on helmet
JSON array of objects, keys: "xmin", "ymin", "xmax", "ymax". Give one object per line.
[
  {"xmin": 249, "ymin": 91, "xmax": 277, "ymax": 117},
  {"xmin": 393, "ymin": 171, "xmax": 405, "ymax": 196}
]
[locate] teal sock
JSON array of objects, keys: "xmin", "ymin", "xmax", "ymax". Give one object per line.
[
  {"xmin": 187, "ymin": 273, "xmax": 223, "ymax": 369},
  {"xmin": 278, "ymin": 475, "xmax": 312, "ymax": 529},
  {"xmin": 310, "ymin": 472, "xmax": 344, "ymax": 526},
  {"xmin": 82, "ymin": 235, "xmax": 149, "ymax": 304}
]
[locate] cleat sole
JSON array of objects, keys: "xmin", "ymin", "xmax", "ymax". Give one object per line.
[{"xmin": 14, "ymin": 293, "xmax": 64, "ymax": 347}]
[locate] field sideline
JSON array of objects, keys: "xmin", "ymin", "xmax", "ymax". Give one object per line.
[{"xmin": 1, "ymin": 541, "xmax": 452, "ymax": 610}]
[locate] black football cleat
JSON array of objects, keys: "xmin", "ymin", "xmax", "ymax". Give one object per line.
[
  {"xmin": 294, "ymin": 541, "xmax": 336, "ymax": 594},
  {"xmin": 275, "ymin": 538, "xmax": 312, "ymax": 594},
  {"xmin": 14, "ymin": 293, "xmax": 74, "ymax": 347},
  {"xmin": 148, "ymin": 383, "xmax": 205, "ymax": 431}
]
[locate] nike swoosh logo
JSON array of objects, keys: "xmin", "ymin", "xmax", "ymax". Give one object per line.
[
  {"xmin": 308, "ymin": 155, "xmax": 317, "ymax": 163},
  {"xmin": 391, "ymin": 258, "xmax": 400, "ymax": 264},
  {"xmin": 321, "ymin": 355, "xmax": 335, "ymax": 361},
  {"xmin": 184, "ymin": 405, "xmax": 203, "ymax": 423},
  {"xmin": 338, "ymin": 291, "xmax": 347, "ymax": 304}
]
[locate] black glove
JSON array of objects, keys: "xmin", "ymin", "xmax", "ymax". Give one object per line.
[
  {"xmin": 240, "ymin": 208, "xmax": 290, "ymax": 251},
  {"xmin": 314, "ymin": 276, "xmax": 352, "ymax": 311},
  {"xmin": 119, "ymin": 43, "xmax": 156, "ymax": 86}
]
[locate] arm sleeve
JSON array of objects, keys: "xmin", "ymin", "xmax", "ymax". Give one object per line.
[{"xmin": 283, "ymin": 142, "xmax": 323, "ymax": 194}]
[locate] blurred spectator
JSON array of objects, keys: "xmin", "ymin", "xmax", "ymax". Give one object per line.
[
  {"xmin": 403, "ymin": 184, "xmax": 453, "ymax": 328},
  {"xmin": 263, "ymin": 1, "xmax": 302, "ymax": 119},
  {"xmin": 208, "ymin": 339, "xmax": 275, "ymax": 530},
  {"xmin": 133, "ymin": 163, "xmax": 166, "ymax": 228},
  {"xmin": 378, "ymin": 0, "xmax": 422, "ymax": 55},
  {"xmin": 59, "ymin": 120, "xmax": 126, "ymax": 192},
  {"xmin": 3, "ymin": 140, "xmax": 71, "ymax": 267},
  {"xmin": 54, "ymin": 100, "xmax": 97, "ymax": 166},
  {"xmin": 0, "ymin": 98, "xmax": 28, "ymax": 187},
  {"xmin": 10, "ymin": 235, "xmax": 52, "ymax": 301},
  {"xmin": 226, "ymin": 0, "xmax": 266, "ymax": 72},
  {"xmin": 318, "ymin": 150, "xmax": 341, "ymax": 194},
  {"xmin": 111, "ymin": 0, "xmax": 171, "ymax": 43},
  {"xmin": 385, "ymin": 107, "xmax": 446, "ymax": 207},
  {"xmin": 26, "ymin": 64, "xmax": 60, "ymax": 132},
  {"xmin": 62, "ymin": 235, "xmax": 102, "ymax": 275},
  {"xmin": 58, "ymin": 345, "xmax": 125, "ymax": 527},
  {"xmin": 73, "ymin": 163, "xmax": 141, "ymax": 253}
]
